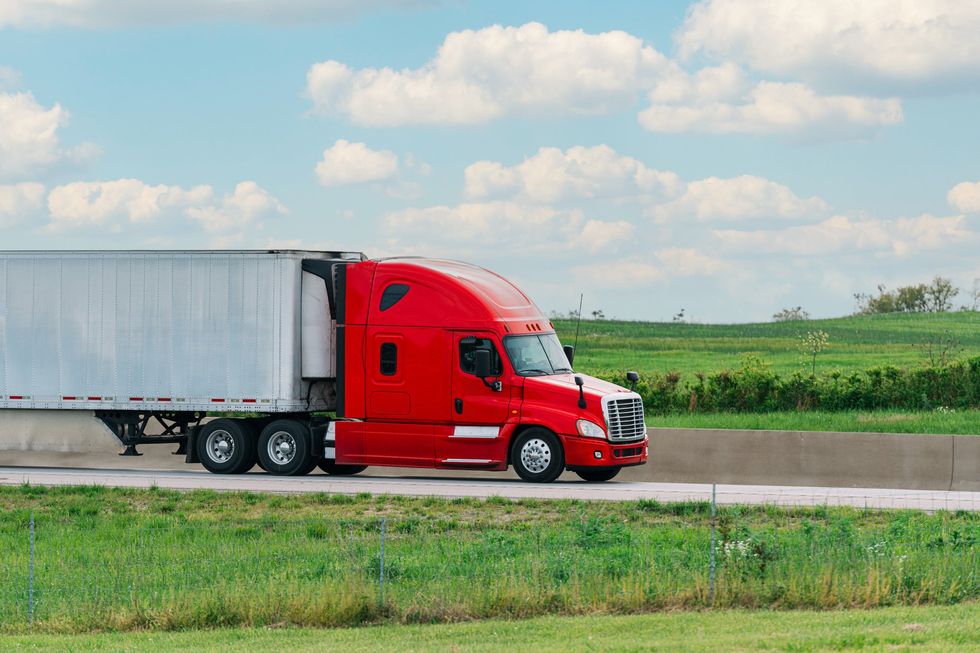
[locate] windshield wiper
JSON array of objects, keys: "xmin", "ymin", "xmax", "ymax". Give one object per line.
[
  {"xmin": 521, "ymin": 368, "xmax": 551, "ymax": 376},
  {"xmin": 553, "ymin": 367, "xmax": 573, "ymax": 373}
]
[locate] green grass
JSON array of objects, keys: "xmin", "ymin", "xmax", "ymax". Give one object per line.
[
  {"xmin": 1, "ymin": 486, "xmax": 977, "ymax": 634},
  {"xmin": 647, "ymin": 409, "xmax": 980, "ymax": 435},
  {"xmin": 555, "ymin": 311, "xmax": 980, "ymax": 379},
  {"xmin": 3, "ymin": 604, "xmax": 978, "ymax": 652}
]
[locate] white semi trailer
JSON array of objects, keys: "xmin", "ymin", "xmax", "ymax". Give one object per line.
[{"xmin": 0, "ymin": 249, "xmax": 360, "ymax": 464}]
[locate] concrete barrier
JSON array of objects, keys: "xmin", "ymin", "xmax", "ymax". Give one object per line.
[
  {"xmin": 1, "ymin": 411, "xmax": 977, "ymax": 491},
  {"xmin": 618, "ymin": 428, "xmax": 977, "ymax": 492}
]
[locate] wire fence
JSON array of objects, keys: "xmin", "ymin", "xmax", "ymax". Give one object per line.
[{"xmin": 1, "ymin": 487, "xmax": 978, "ymax": 630}]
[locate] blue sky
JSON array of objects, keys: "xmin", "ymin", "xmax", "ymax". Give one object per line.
[{"xmin": 2, "ymin": 0, "xmax": 980, "ymax": 322}]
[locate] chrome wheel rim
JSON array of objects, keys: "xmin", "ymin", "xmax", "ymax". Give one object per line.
[
  {"xmin": 205, "ymin": 429, "xmax": 235, "ymax": 464},
  {"xmin": 520, "ymin": 438, "xmax": 551, "ymax": 474},
  {"xmin": 267, "ymin": 431, "xmax": 296, "ymax": 465}
]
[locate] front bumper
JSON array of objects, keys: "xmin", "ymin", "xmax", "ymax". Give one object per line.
[{"xmin": 561, "ymin": 434, "xmax": 648, "ymax": 468}]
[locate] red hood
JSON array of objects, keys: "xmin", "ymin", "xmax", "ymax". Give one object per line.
[{"xmin": 525, "ymin": 373, "xmax": 630, "ymax": 398}]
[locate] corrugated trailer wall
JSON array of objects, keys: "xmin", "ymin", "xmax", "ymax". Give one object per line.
[{"xmin": 0, "ymin": 251, "xmax": 336, "ymax": 413}]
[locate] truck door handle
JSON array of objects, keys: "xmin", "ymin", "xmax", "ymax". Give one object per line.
[{"xmin": 454, "ymin": 398, "xmax": 463, "ymax": 414}]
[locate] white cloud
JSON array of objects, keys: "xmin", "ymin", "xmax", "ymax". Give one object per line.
[
  {"xmin": 653, "ymin": 175, "xmax": 829, "ymax": 222},
  {"xmin": 0, "ymin": 91, "xmax": 96, "ymax": 178},
  {"xmin": 572, "ymin": 258, "xmax": 665, "ymax": 288},
  {"xmin": 306, "ymin": 22, "xmax": 670, "ymax": 126},
  {"xmin": 186, "ymin": 181, "xmax": 287, "ymax": 233},
  {"xmin": 676, "ymin": 0, "xmax": 980, "ymax": 93},
  {"xmin": 0, "ymin": 0, "xmax": 431, "ymax": 28},
  {"xmin": 714, "ymin": 214, "xmax": 974, "ymax": 257},
  {"xmin": 639, "ymin": 77, "xmax": 902, "ymax": 137},
  {"xmin": 315, "ymin": 139, "xmax": 399, "ymax": 187},
  {"xmin": 47, "ymin": 179, "xmax": 211, "ymax": 228},
  {"xmin": 655, "ymin": 247, "xmax": 731, "ymax": 277},
  {"xmin": 0, "ymin": 182, "xmax": 45, "ymax": 227},
  {"xmin": 45, "ymin": 178, "xmax": 284, "ymax": 235},
  {"xmin": 383, "ymin": 201, "xmax": 634, "ymax": 255},
  {"xmin": 464, "ymin": 145, "xmax": 682, "ymax": 203},
  {"xmin": 948, "ymin": 181, "xmax": 980, "ymax": 214}
]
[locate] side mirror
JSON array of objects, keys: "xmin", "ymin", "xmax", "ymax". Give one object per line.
[
  {"xmin": 626, "ymin": 371, "xmax": 639, "ymax": 392},
  {"xmin": 562, "ymin": 345, "xmax": 575, "ymax": 368},
  {"xmin": 474, "ymin": 349, "xmax": 493, "ymax": 378}
]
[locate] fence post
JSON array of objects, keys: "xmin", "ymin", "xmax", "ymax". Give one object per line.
[
  {"xmin": 709, "ymin": 483, "xmax": 716, "ymax": 607},
  {"xmin": 28, "ymin": 512, "xmax": 35, "ymax": 627},
  {"xmin": 379, "ymin": 517, "xmax": 386, "ymax": 606}
]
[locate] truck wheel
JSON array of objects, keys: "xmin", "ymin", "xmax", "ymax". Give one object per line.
[
  {"xmin": 511, "ymin": 428, "xmax": 564, "ymax": 483},
  {"xmin": 258, "ymin": 420, "xmax": 315, "ymax": 476},
  {"xmin": 197, "ymin": 419, "xmax": 257, "ymax": 474},
  {"xmin": 317, "ymin": 460, "xmax": 368, "ymax": 476},
  {"xmin": 575, "ymin": 468, "xmax": 621, "ymax": 482}
]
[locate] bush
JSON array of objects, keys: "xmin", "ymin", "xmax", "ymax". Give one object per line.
[{"xmin": 596, "ymin": 356, "xmax": 980, "ymax": 414}]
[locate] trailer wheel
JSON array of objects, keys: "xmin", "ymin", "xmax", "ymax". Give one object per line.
[
  {"xmin": 511, "ymin": 428, "xmax": 564, "ymax": 483},
  {"xmin": 257, "ymin": 420, "xmax": 315, "ymax": 476},
  {"xmin": 197, "ymin": 419, "xmax": 257, "ymax": 474},
  {"xmin": 575, "ymin": 468, "xmax": 621, "ymax": 482},
  {"xmin": 317, "ymin": 460, "xmax": 368, "ymax": 476}
]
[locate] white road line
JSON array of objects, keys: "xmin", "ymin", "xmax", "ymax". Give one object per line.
[{"xmin": 0, "ymin": 466, "xmax": 977, "ymax": 511}]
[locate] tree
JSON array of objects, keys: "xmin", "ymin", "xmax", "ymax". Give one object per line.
[
  {"xmin": 798, "ymin": 330, "xmax": 830, "ymax": 376},
  {"xmin": 590, "ymin": 309, "xmax": 605, "ymax": 320},
  {"xmin": 854, "ymin": 277, "xmax": 960, "ymax": 314},
  {"xmin": 672, "ymin": 308, "xmax": 685, "ymax": 323},
  {"xmin": 772, "ymin": 306, "xmax": 810, "ymax": 322}
]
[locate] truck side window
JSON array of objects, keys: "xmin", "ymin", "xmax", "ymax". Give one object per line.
[
  {"xmin": 459, "ymin": 337, "xmax": 502, "ymax": 376},
  {"xmin": 380, "ymin": 342, "xmax": 397, "ymax": 376},
  {"xmin": 379, "ymin": 284, "xmax": 409, "ymax": 311}
]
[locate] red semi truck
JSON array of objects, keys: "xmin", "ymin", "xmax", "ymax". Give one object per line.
[{"xmin": 0, "ymin": 251, "xmax": 647, "ymax": 483}]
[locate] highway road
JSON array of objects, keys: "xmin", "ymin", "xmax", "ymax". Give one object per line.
[{"xmin": 2, "ymin": 464, "xmax": 977, "ymax": 511}]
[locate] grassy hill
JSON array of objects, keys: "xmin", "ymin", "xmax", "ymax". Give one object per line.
[{"xmin": 555, "ymin": 311, "xmax": 980, "ymax": 379}]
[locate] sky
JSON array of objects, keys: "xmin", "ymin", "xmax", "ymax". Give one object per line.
[{"xmin": 2, "ymin": 0, "xmax": 980, "ymax": 323}]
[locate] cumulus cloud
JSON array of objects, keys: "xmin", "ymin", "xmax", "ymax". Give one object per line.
[
  {"xmin": 383, "ymin": 201, "xmax": 634, "ymax": 255},
  {"xmin": 639, "ymin": 73, "xmax": 902, "ymax": 137},
  {"xmin": 676, "ymin": 0, "xmax": 980, "ymax": 93},
  {"xmin": 45, "ymin": 178, "xmax": 284, "ymax": 234},
  {"xmin": 306, "ymin": 22, "xmax": 670, "ymax": 126},
  {"xmin": 315, "ymin": 139, "xmax": 399, "ymax": 187},
  {"xmin": 948, "ymin": 181, "xmax": 980, "ymax": 214},
  {"xmin": 464, "ymin": 145, "xmax": 682, "ymax": 203},
  {"xmin": 0, "ymin": 0, "xmax": 432, "ymax": 28},
  {"xmin": 652, "ymin": 175, "xmax": 830, "ymax": 222},
  {"xmin": 572, "ymin": 258, "xmax": 665, "ymax": 288},
  {"xmin": 0, "ymin": 182, "xmax": 45, "ymax": 227},
  {"xmin": 655, "ymin": 247, "xmax": 731, "ymax": 277},
  {"xmin": 0, "ymin": 91, "xmax": 96, "ymax": 178},
  {"xmin": 186, "ymin": 181, "xmax": 286, "ymax": 233},
  {"xmin": 714, "ymin": 214, "xmax": 974, "ymax": 257}
]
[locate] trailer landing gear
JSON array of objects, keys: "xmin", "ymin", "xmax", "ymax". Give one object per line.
[{"xmin": 97, "ymin": 411, "xmax": 204, "ymax": 456}]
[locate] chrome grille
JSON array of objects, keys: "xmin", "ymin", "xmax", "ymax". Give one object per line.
[{"xmin": 603, "ymin": 395, "xmax": 646, "ymax": 442}]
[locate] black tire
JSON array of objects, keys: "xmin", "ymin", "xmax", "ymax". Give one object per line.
[
  {"xmin": 575, "ymin": 468, "xmax": 621, "ymax": 483},
  {"xmin": 196, "ymin": 419, "xmax": 257, "ymax": 474},
  {"xmin": 317, "ymin": 460, "xmax": 368, "ymax": 476},
  {"xmin": 257, "ymin": 419, "xmax": 315, "ymax": 476},
  {"xmin": 511, "ymin": 428, "xmax": 564, "ymax": 483}
]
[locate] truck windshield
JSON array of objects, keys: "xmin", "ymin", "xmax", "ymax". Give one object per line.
[{"xmin": 503, "ymin": 334, "xmax": 573, "ymax": 376}]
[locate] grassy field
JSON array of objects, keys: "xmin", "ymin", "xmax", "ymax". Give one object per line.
[
  {"xmin": 1, "ymin": 486, "xmax": 976, "ymax": 633},
  {"xmin": 4, "ymin": 604, "xmax": 978, "ymax": 652},
  {"xmin": 555, "ymin": 311, "xmax": 980, "ymax": 379},
  {"xmin": 647, "ymin": 409, "xmax": 980, "ymax": 434}
]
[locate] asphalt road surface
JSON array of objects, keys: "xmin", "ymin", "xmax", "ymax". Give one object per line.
[{"xmin": 1, "ymin": 464, "xmax": 977, "ymax": 511}]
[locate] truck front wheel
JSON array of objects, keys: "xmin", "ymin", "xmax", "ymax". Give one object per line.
[
  {"xmin": 511, "ymin": 428, "xmax": 564, "ymax": 483},
  {"xmin": 257, "ymin": 420, "xmax": 317, "ymax": 476},
  {"xmin": 575, "ymin": 468, "xmax": 621, "ymax": 482},
  {"xmin": 197, "ymin": 419, "xmax": 257, "ymax": 474}
]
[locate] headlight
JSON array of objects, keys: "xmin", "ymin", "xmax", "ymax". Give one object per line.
[{"xmin": 576, "ymin": 419, "xmax": 605, "ymax": 439}]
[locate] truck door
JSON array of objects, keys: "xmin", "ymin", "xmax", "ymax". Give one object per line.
[
  {"xmin": 439, "ymin": 333, "xmax": 513, "ymax": 466},
  {"xmin": 450, "ymin": 333, "xmax": 512, "ymax": 426}
]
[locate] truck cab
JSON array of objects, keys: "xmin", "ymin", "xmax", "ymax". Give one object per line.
[{"xmin": 332, "ymin": 258, "xmax": 647, "ymax": 483}]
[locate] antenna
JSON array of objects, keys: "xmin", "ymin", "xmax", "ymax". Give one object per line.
[{"xmin": 573, "ymin": 293, "xmax": 583, "ymax": 351}]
